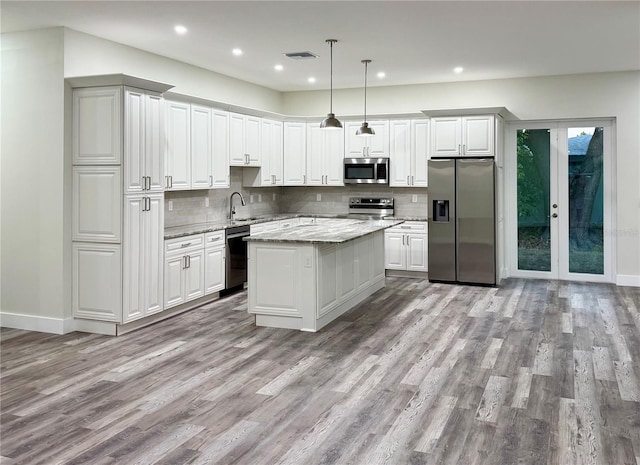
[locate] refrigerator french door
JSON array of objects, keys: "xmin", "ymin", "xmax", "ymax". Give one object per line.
[{"xmin": 428, "ymin": 158, "xmax": 496, "ymax": 285}]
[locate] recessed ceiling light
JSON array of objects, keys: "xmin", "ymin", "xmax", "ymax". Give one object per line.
[
  {"xmin": 308, "ymin": 77, "xmax": 316, "ymax": 84},
  {"xmin": 454, "ymin": 66, "xmax": 464, "ymax": 74},
  {"xmin": 377, "ymin": 71, "xmax": 386, "ymax": 79},
  {"xmin": 174, "ymin": 25, "xmax": 188, "ymax": 35},
  {"xmin": 232, "ymin": 48, "xmax": 243, "ymax": 56},
  {"xmin": 274, "ymin": 64, "xmax": 284, "ymax": 71}
]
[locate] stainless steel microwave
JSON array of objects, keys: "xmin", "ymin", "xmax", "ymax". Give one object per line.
[{"xmin": 343, "ymin": 157, "xmax": 389, "ymax": 184}]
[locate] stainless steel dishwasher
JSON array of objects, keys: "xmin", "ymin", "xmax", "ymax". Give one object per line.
[{"xmin": 225, "ymin": 225, "xmax": 250, "ymax": 290}]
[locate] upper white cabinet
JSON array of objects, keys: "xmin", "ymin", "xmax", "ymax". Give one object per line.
[
  {"xmin": 389, "ymin": 119, "xmax": 429, "ymax": 187},
  {"xmin": 431, "ymin": 115, "xmax": 495, "ymax": 157},
  {"xmin": 307, "ymin": 125, "xmax": 344, "ymax": 186},
  {"xmin": 73, "ymin": 87, "xmax": 122, "ymax": 165},
  {"xmin": 243, "ymin": 119, "xmax": 283, "ymax": 187},
  {"xmin": 344, "ymin": 120, "xmax": 390, "ymax": 157},
  {"xmin": 283, "ymin": 122, "xmax": 307, "ymax": 186},
  {"xmin": 211, "ymin": 110, "xmax": 230, "ymax": 188},
  {"xmin": 124, "ymin": 88, "xmax": 164, "ymax": 194},
  {"xmin": 230, "ymin": 112, "xmax": 261, "ymax": 166},
  {"xmin": 165, "ymin": 100, "xmax": 191, "ymax": 190},
  {"xmin": 190, "ymin": 104, "xmax": 213, "ymax": 189}
]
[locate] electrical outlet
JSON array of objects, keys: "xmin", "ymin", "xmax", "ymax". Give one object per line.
[
  {"xmin": 316, "ymin": 193, "xmax": 322, "ymax": 202},
  {"xmin": 168, "ymin": 200, "xmax": 173, "ymax": 211},
  {"xmin": 258, "ymin": 194, "xmax": 262, "ymax": 202},
  {"xmin": 412, "ymin": 194, "xmax": 418, "ymax": 203},
  {"xmin": 204, "ymin": 197, "xmax": 209, "ymax": 208},
  {"xmin": 250, "ymin": 194, "xmax": 254, "ymax": 203}
]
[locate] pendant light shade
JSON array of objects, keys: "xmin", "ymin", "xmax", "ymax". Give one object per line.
[
  {"xmin": 356, "ymin": 59, "xmax": 375, "ymax": 137},
  {"xmin": 320, "ymin": 39, "xmax": 342, "ymax": 129}
]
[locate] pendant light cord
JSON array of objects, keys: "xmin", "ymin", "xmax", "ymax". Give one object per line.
[
  {"xmin": 330, "ymin": 41, "xmax": 334, "ymax": 114},
  {"xmin": 363, "ymin": 60, "xmax": 368, "ymax": 122}
]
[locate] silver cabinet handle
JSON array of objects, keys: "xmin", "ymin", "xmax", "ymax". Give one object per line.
[
  {"xmin": 458, "ymin": 144, "xmax": 461, "ymax": 155},
  {"xmin": 407, "ymin": 175, "xmax": 410, "ymax": 185},
  {"xmin": 209, "ymin": 175, "xmax": 213, "ymax": 187},
  {"xmin": 147, "ymin": 197, "xmax": 151, "ymax": 211},
  {"xmin": 141, "ymin": 197, "xmax": 146, "ymax": 212},
  {"xmin": 183, "ymin": 256, "xmax": 187, "ymax": 269},
  {"xmin": 165, "ymin": 176, "xmax": 170, "ymax": 189},
  {"xmin": 402, "ymin": 235, "xmax": 405, "ymax": 246},
  {"xmin": 303, "ymin": 174, "xmax": 306, "ymax": 185},
  {"xmin": 462, "ymin": 144, "xmax": 466, "ymax": 155},
  {"xmin": 187, "ymin": 255, "xmax": 191, "ymax": 268},
  {"xmin": 146, "ymin": 176, "xmax": 151, "ymax": 190},
  {"xmin": 245, "ymin": 154, "xmax": 249, "ymax": 164},
  {"xmin": 411, "ymin": 175, "xmax": 414, "ymax": 185},
  {"xmin": 142, "ymin": 176, "xmax": 146, "ymax": 190},
  {"xmin": 181, "ymin": 242, "xmax": 192, "ymax": 248}
]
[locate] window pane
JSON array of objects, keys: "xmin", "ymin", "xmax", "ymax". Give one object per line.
[
  {"xmin": 567, "ymin": 127, "xmax": 604, "ymax": 274},
  {"xmin": 517, "ymin": 129, "xmax": 551, "ymax": 271}
]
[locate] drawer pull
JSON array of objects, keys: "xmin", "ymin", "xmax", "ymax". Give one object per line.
[{"xmin": 181, "ymin": 242, "xmax": 192, "ymax": 248}]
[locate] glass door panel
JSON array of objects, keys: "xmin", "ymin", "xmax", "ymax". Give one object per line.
[
  {"xmin": 566, "ymin": 127, "xmax": 604, "ymax": 275},
  {"xmin": 516, "ymin": 129, "xmax": 552, "ymax": 272}
]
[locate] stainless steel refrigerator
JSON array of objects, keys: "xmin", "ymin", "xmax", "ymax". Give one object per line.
[{"xmin": 428, "ymin": 158, "xmax": 496, "ymax": 285}]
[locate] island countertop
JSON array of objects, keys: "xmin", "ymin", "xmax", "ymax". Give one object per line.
[{"xmin": 244, "ymin": 218, "xmax": 404, "ymax": 244}]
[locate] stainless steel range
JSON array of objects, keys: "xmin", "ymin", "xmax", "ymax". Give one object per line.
[{"xmin": 348, "ymin": 197, "xmax": 394, "ymax": 219}]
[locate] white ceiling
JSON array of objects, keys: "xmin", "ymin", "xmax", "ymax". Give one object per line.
[{"xmin": 2, "ymin": 1, "xmax": 639, "ymax": 92}]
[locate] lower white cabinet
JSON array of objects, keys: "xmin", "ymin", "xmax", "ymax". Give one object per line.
[
  {"xmin": 204, "ymin": 231, "xmax": 225, "ymax": 295},
  {"xmin": 384, "ymin": 222, "xmax": 428, "ymax": 272},
  {"xmin": 164, "ymin": 234, "xmax": 205, "ymax": 309}
]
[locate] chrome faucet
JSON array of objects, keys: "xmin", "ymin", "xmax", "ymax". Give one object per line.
[{"xmin": 229, "ymin": 191, "xmax": 246, "ymax": 222}]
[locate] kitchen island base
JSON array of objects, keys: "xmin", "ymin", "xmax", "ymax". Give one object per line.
[{"xmin": 248, "ymin": 230, "xmax": 385, "ymax": 332}]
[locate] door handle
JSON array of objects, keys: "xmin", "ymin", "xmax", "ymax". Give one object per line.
[{"xmin": 552, "ymin": 213, "xmax": 558, "ymax": 218}]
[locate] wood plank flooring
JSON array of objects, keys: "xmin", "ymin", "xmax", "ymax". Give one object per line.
[{"xmin": 1, "ymin": 278, "xmax": 640, "ymax": 465}]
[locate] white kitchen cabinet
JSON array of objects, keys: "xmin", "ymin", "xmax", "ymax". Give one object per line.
[
  {"xmin": 344, "ymin": 120, "xmax": 390, "ymax": 157},
  {"xmin": 230, "ymin": 112, "xmax": 261, "ymax": 166},
  {"xmin": 72, "ymin": 243, "xmax": 122, "ymax": 322},
  {"xmin": 384, "ymin": 222, "xmax": 428, "ymax": 272},
  {"xmin": 73, "ymin": 166, "xmax": 122, "ymax": 243},
  {"xmin": 190, "ymin": 104, "xmax": 213, "ymax": 189},
  {"xmin": 164, "ymin": 234, "xmax": 205, "ymax": 309},
  {"xmin": 307, "ymin": 124, "xmax": 344, "ymax": 186},
  {"xmin": 204, "ymin": 231, "xmax": 225, "ymax": 295},
  {"xmin": 389, "ymin": 119, "xmax": 429, "ymax": 187},
  {"xmin": 73, "ymin": 86, "xmax": 122, "ymax": 165},
  {"xmin": 123, "ymin": 193, "xmax": 164, "ymax": 323},
  {"xmin": 211, "ymin": 110, "xmax": 230, "ymax": 188},
  {"xmin": 431, "ymin": 115, "xmax": 495, "ymax": 157},
  {"xmin": 124, "ymin": 88, "xmax": 164, "ymax": 194},
  {"xmin": 243, "ymin": 119, "xmax": 283, "ymax": 187},
  {"xmin": 165, "ymin": 100, "xmax": 191, "ymax": 190},
  {"xmin": 283, "ymin": 122, "xmax": 307, "ymax": 185}
]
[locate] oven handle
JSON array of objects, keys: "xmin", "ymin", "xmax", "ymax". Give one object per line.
[{"xmin": 226, "ymin": 232, "xmax": 250, "ymax": 240}]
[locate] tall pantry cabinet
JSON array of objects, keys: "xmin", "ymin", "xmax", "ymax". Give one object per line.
[{"xmin": 71, "ymin": 77, "xmax": 173, "ymax": 329}]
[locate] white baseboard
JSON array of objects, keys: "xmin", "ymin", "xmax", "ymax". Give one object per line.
[
  {"xmin": 616, "ymin": 274, "xmax": 640, "ymax": 287},
  {"xmin": 0, "ymin": 312, "xmax": 75, "ymax": 335}
]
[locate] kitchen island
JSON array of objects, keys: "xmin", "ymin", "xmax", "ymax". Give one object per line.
[{"xmin": 245, "ymin": 218, "xmax": 403, "ymax": 331}]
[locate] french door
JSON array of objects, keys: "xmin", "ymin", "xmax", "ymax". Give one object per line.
[{"xmin": 506, "ymin": 120, "xmax": 614, "ymax": 282}]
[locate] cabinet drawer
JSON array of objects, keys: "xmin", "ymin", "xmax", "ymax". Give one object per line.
[
  {"xmin": 165, "ymin": 234, "xmax": 204, "ymax": 255},
  {"xmin": 205, "ymin": 231, "xmax": 225, "ymax": 248},
  {"xmin": 388, "ymin": 221, "xmax": 427, "ymax": 233}
]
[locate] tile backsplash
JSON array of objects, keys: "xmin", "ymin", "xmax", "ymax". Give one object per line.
[{"xmin": 165, "ymin": 167, "xmax": 428, "ymax": 227}]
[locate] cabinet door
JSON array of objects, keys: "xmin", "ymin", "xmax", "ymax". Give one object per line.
[
  {"xmin": 384, "ymin": 232, "xmax": 406, "ymax": 270},
  {"xmin": 144, "ymin": 194, "xmax": 165, "ymax": 316},
  {"xmin": 259, "ymin": 119, "xmax": 274, "ymax": 185},
  {"xmin": 306, "ymin": 125, "xmax": 324, "ymax": 185},
  {"xmin": 367, "ymin": 120, "xmax": 390, "ymax": 157},
  {"xmin": 406, "ymin": 234, "xmax": 428, "ymax": 272},
  {"xmin": 165, "ymin": 101, "xmax": 191, "ymax": 190},
  {"xmin": 344, "ymin": 121, "xmax": 367, "ymax": 157},
  {"xmin": 324, "ymin": 128, "xmax": 345, "ymax": 185},
  {"xmin": 411, "ymin": 120, "xmax": 429, "ymax": 187},
  {"xmin": 73, "ymin": 166, "xmax": 122, "ymax": 243},
  {"xmin": 191, "ymin": 104, "xmax": 213, "ymax": 189},
  {"xmin": 124, "ymin": 88, "xmax": 145, "ymax": 194},
  {"xmin": 205, "ymin": 247, "xmax": 225, "ymax": 294},
  {"xmin": 164, "ymin": 255, "xmax": 185, "ymax": 309},
  {"xmin": 123, "ymin": 196, "xmax": 144, "ymax": 323},
  {"xmin": 245, "ymin": 115, "xmax": 261, "ymax": 166},
  {"xmin": 229, "ymin": 112, "xmax": 246, "ymax": 165},
  {"xmin": 337, "ymin": 241, "xmax": 356, "ymax": 300},
  {"xmin": 283, "ymin": 122, "xmax": 307, "ymax": 185},
  {"xmin": 271, "ymin": 120, "xmax": 284, "ymax": 184},
  {"xmin": 431, "ymin": 117, "xmax": 462, "ymax": 157},
  {"xmin": 389, "ymin": 120, "xmax": 411, "ymax": 187},
  {"xmin": 73, "ymin": 86, "xmax": 122, "ymax": 165},
  {"xmin": 185, "ymin": 250, "xmax": 205, "ymax": 302},
  {"xmin": 462, "ymin": 115, "xmax": 494, "ymax": 156},
  {"xmin": 145, "ymin": 94, "xmax": 165, "ymax": 192},
  {"xmin": 211, "ymin": 110, "xmax": 230, "ymax": 188},
  {"xmin": 356, "ymin": 236, "xmax": 372, "ymax": 290},
  {"xmin": 73, "ymin": 243, "xmax": 122, "ymax": 322}
]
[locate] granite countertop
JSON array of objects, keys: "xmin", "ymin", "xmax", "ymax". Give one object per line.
[
  {"xmin": 383, "ymin": 216, "xmax": 428, "ymax": 222},
  {"xmin": 244, "ymin": 218, "xmax": 405, "ymax": 244},
  {"xmin": 164, "ymin": 214, "xmax": 296, "ymax": 239}
]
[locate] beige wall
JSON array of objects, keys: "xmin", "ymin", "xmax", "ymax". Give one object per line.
[
  {"xmin": 1, "ymin": 28, "xmax": 71, "ymax": 325},
  {"xmin": 283, "ymin": 72, "xmax": 640, "ymax": 280}
]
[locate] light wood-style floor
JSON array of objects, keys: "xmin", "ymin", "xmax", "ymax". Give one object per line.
[{"xmin": 1, "ymin": 278, "xmax": 640, "ymax": 465}]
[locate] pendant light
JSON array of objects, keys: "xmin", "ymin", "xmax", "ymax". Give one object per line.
[
  {"xmin": 320, "ymin": 39, "xmax": 342, "ymax": 129},
  {"xmin": 356, "ymin": 59, "xmax": 375, "ymax": 136}
]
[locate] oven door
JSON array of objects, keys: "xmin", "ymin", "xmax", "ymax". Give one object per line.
[{"xmin": 343, "ymin": 158, "xmax": 389, "ymax": 184}]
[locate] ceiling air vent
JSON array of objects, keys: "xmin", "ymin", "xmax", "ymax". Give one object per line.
[{"xmin": 284, "ymin": 51, "xmax": 318, "ymax": 60}]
